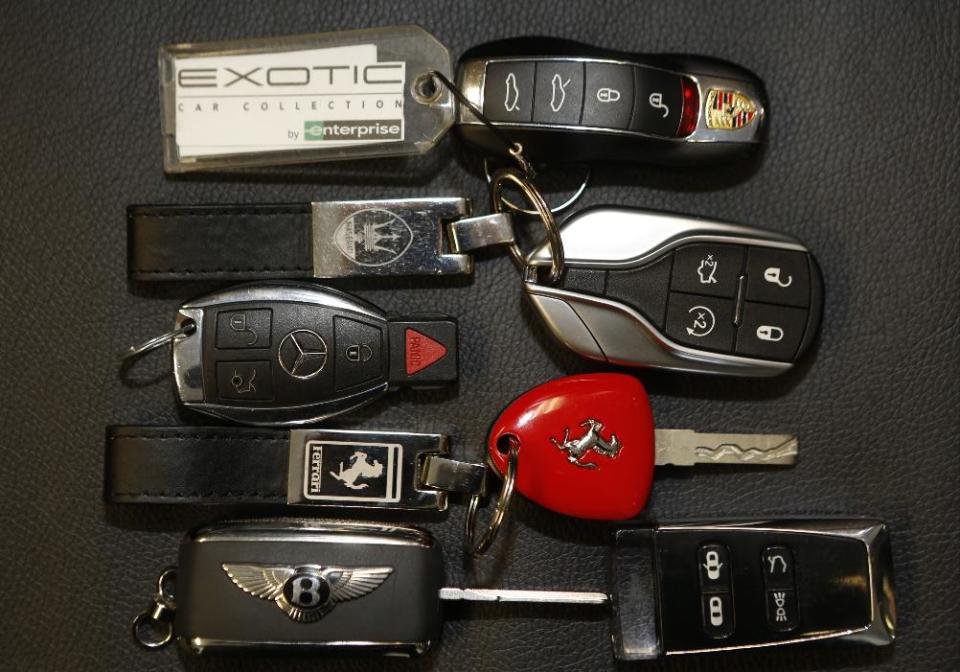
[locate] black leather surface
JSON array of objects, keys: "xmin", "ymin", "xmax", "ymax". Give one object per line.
[
  {"xmin": 1, "ymin": 1, "xmax": 958, "ymax": 670},
  {"xmin": 128, "ymin": 204, "xmax": 314, "ymax": 281}
]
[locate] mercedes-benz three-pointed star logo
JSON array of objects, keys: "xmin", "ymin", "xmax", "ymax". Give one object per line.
[{"xmin": 278, "ymin": 329, "xmax": 328, "ymax": 379}]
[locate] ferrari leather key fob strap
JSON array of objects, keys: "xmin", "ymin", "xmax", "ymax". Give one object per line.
[
  {"xmin": 106, "ymin": 426, "xmax": 485, "ymax": 510},
  {"xmin": 127, "ymin": 197, "xmax": 514, "ymax": 281}
]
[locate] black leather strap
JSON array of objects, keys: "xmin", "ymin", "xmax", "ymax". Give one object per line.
[
  {"xmin": 107, "ymin": 426, "xmax": 289, "ymax": 504},
  {"xmin": 106, "ymin": 426, "xmax": 459, "ymax": 509},
  {"xmin": 127, "ymin": 203, "xmax": 313, "ymax": 281}
]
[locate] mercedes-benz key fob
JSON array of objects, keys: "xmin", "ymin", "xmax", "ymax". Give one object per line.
[
  {"xmin": 456, "ymin": 37, "xmax": 765, "ymax": 165},
  {"xmin": 170, "ymin": 282, "xmax": 458, "ymax": 425},
  {"xmin": 525, "ymin": 207, "xmax": 823, "ymax": 376}
]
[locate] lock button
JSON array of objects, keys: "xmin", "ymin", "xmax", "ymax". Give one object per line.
[{"xmin": 736, "ymin": 303, "xmax": 808, "ymax": 361}]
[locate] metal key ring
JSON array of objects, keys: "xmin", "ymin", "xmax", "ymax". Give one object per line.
[
  {"xmin": 464, "ymin": 441, "xmax": 518, "ymax": 557},
  {"xmin": 132, "ymin": 568, "xmax": 177, "ymax": 649},
  {"xmin": 490, "ymin": 168, "xmax": 565, "ymax": 284},
  {"xmin": 121, "ymin": 321, "xmax": 196, "ymax": 363},
  {"xmin": 484, "ymin": 159, "xmax": 591, "ymax": 216}
]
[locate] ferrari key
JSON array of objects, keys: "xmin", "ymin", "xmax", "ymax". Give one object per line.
[
  {"xmin": 124, "ymin": 282, "xmax": 457, "ymax": 425},
  {"xmin": 487, "ymin": 373, "xmax": 796, "ymax": 520},
  {"xmin": 134, "ymin": 517, "xmax": 894, "ymax": 659},
  {"xmin": 456, "ymin": 37, "xmax": 766, "ymax": 165},
  {"xmin": 525, "ymin": 206, "xmax": 824, "ymax": 376}
]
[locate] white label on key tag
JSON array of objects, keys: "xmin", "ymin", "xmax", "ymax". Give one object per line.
[
  {"xmin": 160, "ymin": 26, "xmax": 454, "ymax": 172},
  {"xmin": 173, "ymin": 45, "xmax": 406, "ymax": 156}
]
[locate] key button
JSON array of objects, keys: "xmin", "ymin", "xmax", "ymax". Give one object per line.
[
  {"xmin": 334, "ymin": 317, "xmax": 384, "ymax": 391},
  {"xmin": 701, "ymin": 593, "xmax": 735, "ymax": 639},
  {"xmin": 761, "ymin": 545, "xmax": 796, "ymax": 589},
  {"xmin": 533, "ymin": 61, "xmax": 584, "ymax": 125},
  {"xmin": 698, "ymin": 543, "xmax": 731, "ymax": 592},
  {"xmin": 664, "ymin": 293, "xmax": 735, "ymax": 353},
  {"xmin": 736, "ymin": 302, "xmax": 807, "ymax": 361},
  {"xmin": 745, "ymin": 248, "xmax": 810, "ymax": 307},
  {"xmin": 671, "ymin": 244, "xmax": 745, "ymax": 298},
  {"xmin": 483, "ymin": 61, "xmax": 535, "ymax": 122},
  {"xmin": 765, "ymin": 589, "xmax": 799, "ymax": 632},
  {"xmin": 216, "ymin": 361, "xmax": 274, "ymax": 401},
  {"xmin": 582, "ymin": 63, "xmax": 634, "ymax": 129},
  {"xmin": 216, "ymin": 309, "xmax": 272, "ymax": 349},
  {"xmin": 632, "ymin": 67, "xmax": 684, "ymax": 137}
]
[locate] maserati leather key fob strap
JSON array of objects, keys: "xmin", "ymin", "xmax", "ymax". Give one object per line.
[{"xmin": 127, "ymin": 197, "xmax": 514, "ymax": 281}]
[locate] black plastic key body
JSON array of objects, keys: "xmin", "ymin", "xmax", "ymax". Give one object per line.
[
  {"xmin": 612, "ymin": 520, "xmax": 896, "ymax": 659},
  {"xmin": 456, "ymin": 37, "xmax": 766, "ymax": 165},
  {"xmin": 176, "ymin": 520, "xmax": 444, "ymax": 655},
  {"xmin": 172, "ymin": 282, "xmax": 458, "ymax": 426}
]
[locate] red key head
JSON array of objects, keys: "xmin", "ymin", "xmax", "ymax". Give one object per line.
[{"xmin": 487, "ymin": 373, "xmax": 655, "ymax": 520}]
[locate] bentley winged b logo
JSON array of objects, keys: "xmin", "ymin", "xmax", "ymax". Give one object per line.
[
  {"xmin": 222, "ymin": 563, "xmax": 393, "ymax": 623},
  {"xmin": 550, "ymin": 418, "xmax": 622, "ymax": 469}
]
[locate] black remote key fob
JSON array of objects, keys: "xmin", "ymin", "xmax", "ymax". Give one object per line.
[
  {"xmin": 171, "ymin": 282, "xmax": 458, "ymax": 425},
  {"xmin": 456, "ymin": 37, "xmax": 766, "ymax": 165}
]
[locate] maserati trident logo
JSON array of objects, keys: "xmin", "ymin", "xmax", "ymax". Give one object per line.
[
  {"xmin": 551, "ymin": 419, "xmax": 622, "ymax": 469},
  {"xmin": 222, "ymin": 563, "xmax": 393, "ymax": 623},
  {"xmin": 333, "ymin": 209, "xmax": 413, "ymax": 267},
  {"xmin": 278, "ymin": 329, "xmax": 328, "ymax": 379}
]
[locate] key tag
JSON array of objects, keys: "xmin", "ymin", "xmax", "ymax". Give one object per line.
[
  {"xmin": 161, "ymin": 25, "xmax": 455, "ymax": 172},
  {"xmin": 466, "ymin": 373, "xmax": 655, "ymax": 555}
]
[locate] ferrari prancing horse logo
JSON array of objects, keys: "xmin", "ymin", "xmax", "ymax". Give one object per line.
[{"xmin": 550, "ymin": 418, "xmax": 622, "ymax": 469}]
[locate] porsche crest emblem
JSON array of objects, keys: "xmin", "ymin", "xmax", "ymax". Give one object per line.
[{"xmin": 705, "ymin": 89, "xmax": 758, "ymax": 130}]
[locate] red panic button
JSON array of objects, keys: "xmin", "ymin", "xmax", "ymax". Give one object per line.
[
  {"xmin": 487, "ymin": 373, "xmax": 656, "ymax": 520},
  {"xmin": 405, "ymin": 328, "xmax": 448, "ymax": 375}
]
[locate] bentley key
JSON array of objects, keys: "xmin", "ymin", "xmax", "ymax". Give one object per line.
[
  {"xmin": 456, "ymin": 37, "xmax": 765, "ymax": 165},
  {"xmin": 162, "ymin": 282, "xmax": 457, "ymax": 425},
  {"xmin": 137, "ymin": 518, "xmax": 893, "ymax": 659},
  {"xmin": 526, "ymin": 207, "xmax": 824, "ymax": 376},
  {"xmin": 154, "ymin": 519, "xmax": 607, "ymax": 656},
  {"xmin": 488, "ymin": 374, "xmax": 797, "ymax": 520}
]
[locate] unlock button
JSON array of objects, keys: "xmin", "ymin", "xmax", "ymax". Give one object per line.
[{"xmin": 745, "ymin": 248, "xmax": 810, "ymax": 307}]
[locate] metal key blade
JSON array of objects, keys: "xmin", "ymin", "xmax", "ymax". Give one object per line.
[
  {"xmin": 439, "ymin": 588, "xmax": 609, "ymax": 605},
  {"xmin": 654, "ymin": 429, "xmax": 798, "ymax": 466}
]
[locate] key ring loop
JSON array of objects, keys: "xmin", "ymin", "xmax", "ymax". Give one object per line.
[
  {"xmin": 121, "ymin": 321, "xmax": 196, "ymax": 363},
  {"xmin": 132, "ymin": 567, "xmax": 177, "ymax": 649},
  {"xmin": 464, "ymin": 441, "xmax": 518, "ymax": 557},
  {"xmin": 483, "ymin": 159, "xmax": 591, "ymax": 216},
  {"xmin": 490, "ymin": 168, "xmax": 565, "ymax": 284}
]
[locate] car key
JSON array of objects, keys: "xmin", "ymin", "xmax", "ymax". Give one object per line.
[
  {"xmin": 456, "ymin": 37, "xmax": 766, "ymax": 165},
  {"xmin": 134, "ymin": 517, "xmax": 894, "ymax": 659},
  {"xmin": 484, "ymin": 373, "xmax": 796, "ymax": 521},
  {"xmin": 525, "ymin": 206, "xmax": 824, "ymax": 376},
  {"xmin": 128, "ymin": 282, "xmax": 457, "ymax": 426},
  {"xmin": 612, "ymin": 519, "xmax": 896, "ymax": 658}
]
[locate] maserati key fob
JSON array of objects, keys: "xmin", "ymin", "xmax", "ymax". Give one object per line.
[{"xmin": 525, "ymin": 207, "xmax": 823, "ymax": 376}]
